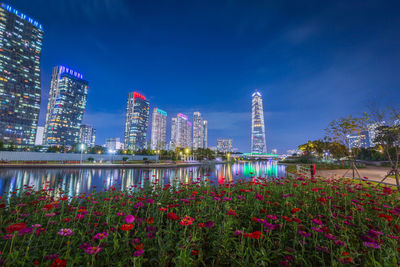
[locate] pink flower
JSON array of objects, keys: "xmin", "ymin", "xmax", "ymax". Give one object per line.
[
  {"xmin": 93, "ymin": 232, "xmax": 109, "ymax": 240},
  {"xmin": 57, "ymin": 228, "xmax": 73, "ymax": 236},
  {"xmin": 125, "ymin": 215, "xmax": 135, "ymax": 223},
  {"xmin": 85, "ymin": 246, "xmax": 102, "ymax": 255}
]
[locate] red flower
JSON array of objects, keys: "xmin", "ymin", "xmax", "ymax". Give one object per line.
[
  {"xmin": 121, "ymin": 224, "xmax": 134, "ymax": 231},
  {"xmin": 226, "ymin": 208, "xmax": 237, "ymax": 216},
  {"xmin": 180, "ymin": 216, "xmax": 195, "ymax": 226},
  {"xmin": 135, "ymin": 243, "xmax": 145, "ymax": 250},
  {"xmin": 248, "ymin": 231, "xmax": 263, "ymax": 239},
  {"xmin": 43, "ymin": 204, "xmax": 53, "ymax": 211},
  {"xmin": 6, "ymin": 222, "xmax": 26, "ymax": 233},
  {"xmin": 198, "ymin": 223, "xmax": 205, "ymax": 227},
  {"xmin": 378, "ymin": 213, "xmax": 393, "ymax": 222},
  {"xmin": 50, "ymin": 259, "xmax": 66, "ymax": 267},
  {"xmin": 191, "ymin": 250, "xmax": 199, "ymax": 256},
  {"xmin": 167, "ymin": 212, "xmax": 180, "ymax": 221},
  {"xmin": 146, "ymin": 217, "xmax": 154, "ymax": 224},
  {"xmin": 317, "ymin": 197, "xmax": 327, "ymax": 204},
  {"xmin": 291, "ymin": 208, "xmax": 301, "ymax": 214}
]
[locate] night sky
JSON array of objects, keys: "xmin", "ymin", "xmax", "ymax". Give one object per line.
[{"xmin": 8, "ymin": 0, "xmax": 400, "ymax": 152}]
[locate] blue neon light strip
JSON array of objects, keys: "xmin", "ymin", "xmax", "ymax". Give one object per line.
[
  {"xmin": 59, "ymin": 66, "xmax": 84, "ymax": 79},
  {"xmin": 156, "ymin": 108, "xmax": 167, "ymax": 116},
  {"xmin": 1, "ymin": 4, "xmax": 43, "ymax": 30}
]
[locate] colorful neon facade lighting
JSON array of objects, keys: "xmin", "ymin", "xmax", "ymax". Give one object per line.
[
  {"xmin": 133, "ymin": 92, "xmax": 146, "ymax": 100},
  {"xmin": 251, "ymin": 90, "xmax": 267, "ymax": 153}
]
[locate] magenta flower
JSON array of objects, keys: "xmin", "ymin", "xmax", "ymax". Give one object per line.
[
  {"xmin": 363, "ymin": 242, "xmax": 381, "ymax": 249},
  {"xmin": 204, "ymin": 221, "xmax": 214, "ymax": 228},
  {"xmin": 125, "ymin": 215, "xmax": 135, "ymax": 223},
  {"xmin": 298, "ymin": 230, "xmax": 311, "ymax": 238},
  {"xmin": 312, "ymin": 218, "xmax": 323, "ymax": 225},
  {"xmin": 85, "ymin": 246, "xmax": 102, "ymax": 255},
  {"xmin": 133, "ymin": 249, "xmax": 144, "ymax": 257},
  {"xmin": 93, "ymin": 232, "xmax": 109, "ymax": 240},
  {"xmin": 57, "ymin": 228, "xmax": 73, "ymax": 236}
]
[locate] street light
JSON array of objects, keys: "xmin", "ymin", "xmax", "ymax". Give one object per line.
[
  {"xmin": 108, "ymin": 149, "xmax": 115, "ymax": 164},
  {"xmin": 80, "ymin": 144, "xmax": 85, "ymax": 164}
]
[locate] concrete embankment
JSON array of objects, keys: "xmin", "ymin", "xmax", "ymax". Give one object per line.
[{"xmin": 0, "ymin": 161, "xmax": 225, "ymax": 169}]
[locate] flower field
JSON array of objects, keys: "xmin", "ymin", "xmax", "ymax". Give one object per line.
[{"xmin": 1, "ymin": 175, "xmax": 400, "ymax": 266}]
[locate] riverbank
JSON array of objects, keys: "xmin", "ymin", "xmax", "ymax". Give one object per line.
[{"xmin": 0, "ymin": 161, "xmax": 227, "ymax": 169}]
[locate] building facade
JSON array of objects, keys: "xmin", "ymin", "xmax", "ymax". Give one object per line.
[
  {"xmin": 35, "ymin": 126, "xmax": 44, "ymax": 146},
  {"xmin": 0, "ymin": 4, "xmax": 43, "ymax": 146},
  {"xmin": 251, "ymin": 91, "xmax": 267, "ymax": 153},
  {"xmin": 192, "ymin": 112, "xmax": 208, "ymax": 149},
  {"xmin": 79, "ymin": 124, "xmax": 96, "ymax": 148},
  {"xmin": 203, "ymin": 120, "xmax": 208, "ymax": 148},
  {"xmin": 217, "ymin": 138, "xmax": 233, "ymax": 153},
  {"xmin": 151, "ymin": 108, "xmax": 167, "ymax": 150},
  {"xmin": 105, "ymin": 137, "xmax": 124, "ymax": 151},
  {"xmin": 170, "ymin": 113, "xmax": 192, "ymax": 149},
  {"xmin": 43, "ymin": 66, "xmax": 88, "ymax": 147},
  {"xmin": 348, "ymin": 131, "xmax": 370, "ymax": 149},
  {"xmin": 124, "ymin": 92, "xmax": 150, "ymax": 151}
]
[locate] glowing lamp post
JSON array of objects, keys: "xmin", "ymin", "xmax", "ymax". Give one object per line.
[{"xmin": 108, "ymin": 149, "xmax": 116, "ymax": 164}]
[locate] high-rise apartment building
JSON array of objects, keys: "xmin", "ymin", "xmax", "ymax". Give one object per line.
[
  {"xmin": 79, "ymin": 124, "xmax": 96, "ymax": 148},
  {"xmin": 0, "ymin": 4, "xmax": 43, "ymax": 146},
  {"xmin": 251, "ymin": 90, "xmax": 267, "ymax": 153},
  {"xmin": 43, "ymin": 66, "xmax": 88, "ymax": 147},
  {"xmin": 203, "ymin": 120, "xmax": 208, "ymax": 148},
  {"xmin": 124, "ymin": 92, "xmax": 150, "ymax": 151},
  {"xmin": 170, "ymin": 113, "xmax": 192, "ymax": 149},
  {"xmin": 151, "ymin": 108, "xmax": 167, "ymax": 150},
  {"xmin": 192, "ymin": 112, "xmax": 208, "ymax": 149},
  {"xmin": 217, "ymin": 138, "xmax": 233, "ymax": 153}
]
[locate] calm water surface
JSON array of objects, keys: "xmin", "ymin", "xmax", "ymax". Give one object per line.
[{"xmin": 0, "ymin": 161, "xmax": 285, "ymax": 198}]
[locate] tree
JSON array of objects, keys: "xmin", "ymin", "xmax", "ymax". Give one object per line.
[
  {"xmin": 325, "ymin": 115, "xmax": 368, "ymax": 178},
  {"xmin": 366, "ymin": 104, "xmax": 400, "ymax": 188}
]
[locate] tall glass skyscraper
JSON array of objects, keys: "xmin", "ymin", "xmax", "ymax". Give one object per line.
[
  {"xmin": 151, "ymin": 108, "xmax": 167, "ymax": 150},
  {"xmin": 79, "ymin": 124, "xmax": 96, "ymax": 148},
  {"xmin": 251, "ymin": 90, "xmax": 267, "ymax": 153},
  {"xmin": 124, "ymin": 92, "xmax": 150, "ymax": 151},
  {"xmin": 43, "ymin": 66, "xmax": 88, "ymax": 147},
  {"xmin": 0, "ymin": 4, "xmax": 43, "ymax": 146}
]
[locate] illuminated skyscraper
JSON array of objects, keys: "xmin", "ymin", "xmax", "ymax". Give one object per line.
[
  {"xmin": 251, "ymin": 90, "xmax": 267, "ymax": 153},
  {"xmin": 124, "ymin": 92, "xmax": 150, "ymax": 151},
  {"xmin": 203, "ymin": 120, "xmax": 208, "ymax": 148},
  {"xmin": 151, "ymin": 108, "xmax": 167, "ymax": 150},
  {"xmin": 170, "ymin": 113, "xmax": 192, "ymax": 149},
  {"xmin": 79, "ymin": 124, "xmax": 96, "ymax": 148},
  {"xmin": 217, "ymin": 138, "xmax": 232, "ymax": 153},
  {"xmin": 193, "ymin": 111, "xmax": 208, "ymax": 149},
  {"xmin": 43, "ymin": 66, "xmax": 88, "ymax": 147},
  {"xmin": 0, "ymin": 4, "xmax": 43, "ymax": 146}
]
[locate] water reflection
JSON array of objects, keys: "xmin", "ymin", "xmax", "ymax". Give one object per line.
[{"xmin": 0, "ymin": 161, "xmax": 285, "ymax": 198}]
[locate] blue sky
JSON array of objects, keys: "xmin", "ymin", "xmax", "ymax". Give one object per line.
[{"xmin": 9, "ymin": 0, "xmax": 400, "ymax": 152}]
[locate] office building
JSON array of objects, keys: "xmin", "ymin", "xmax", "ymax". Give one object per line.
[
  {"xmin": 124, "ymin": 92, "xmax": 150, "ymax": 151},
  {"xmin": 151, "ymin": 108, "xmax": 167, "ymax": 150},
  {"xmin": 217, "ymin": 138, "xmax": 233, "ymax": 153},
  {"xmin": 348, "ymin": 131, "xmax": 370, "ymax": 149},
  {"xmin": 34, "ymin": 126, "xmax": 44, "ymax": 146},
  {"xmin": 43, "ymin": 66, "xmax": 88, "ymax": 147},
  {"xmin": 79, "ymin": 124, "xmax": 96, "ymax": 147},
  {"xmin": 251, "ymin": 90, "xmax": 267, "ymax": 153},
  {"xmin": 0, "ymin": 4, "xmax": 43, "ymax": 146}
]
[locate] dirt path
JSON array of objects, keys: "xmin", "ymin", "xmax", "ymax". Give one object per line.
[{"xmin": 317, "ymin": 166, "xmax": 398, "ymax": 185}]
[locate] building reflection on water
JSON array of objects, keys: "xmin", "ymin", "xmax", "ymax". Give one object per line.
[{"xmin": 0, "ymin": 161, "xmax": 285, "ymax": 198}]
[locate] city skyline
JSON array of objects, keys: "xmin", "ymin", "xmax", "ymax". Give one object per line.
[{"xmin": 2, "ymin": 1, "xmax": 400, "ymax": 152}]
